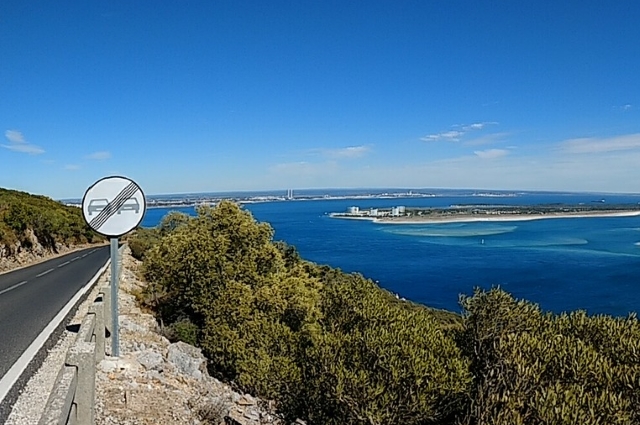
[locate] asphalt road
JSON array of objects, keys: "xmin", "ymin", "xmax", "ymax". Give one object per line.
[{"xmin": 0, "ymin": 245, "xmax": 110, "ymax": 380}]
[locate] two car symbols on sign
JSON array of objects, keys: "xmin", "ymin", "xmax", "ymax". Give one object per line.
[{"xmin": 87, "ymin": 197, "xmax": 141, "ymax": 215}]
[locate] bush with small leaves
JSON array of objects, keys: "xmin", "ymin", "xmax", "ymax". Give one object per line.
[{"xmin": 460, "ymin": 288, "xmax": 640, "ymax": 425}]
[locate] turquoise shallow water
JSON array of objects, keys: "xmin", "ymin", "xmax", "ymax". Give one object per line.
[{"xmin": 142, "ymin": 193, "xmax": 640, "ymax": 317}]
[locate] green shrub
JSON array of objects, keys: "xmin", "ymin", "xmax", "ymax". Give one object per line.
[
  {"xmin": 127, "ymin": 227, "xmax": 160, "ymax": 260},
  {"xmin": 295, "ymin": 271, "xmax": 471, "ymax": 425},
  {"xmin": 460, "ymin": 288, "xmax": 640, "ymax": 425},
  {"xmin": 144, "ymin": 203, "xmax": 321, "ymax": 405},
  {"xmin": 167, "ymin": 319, "xmax": 199, "ymax": 346}
]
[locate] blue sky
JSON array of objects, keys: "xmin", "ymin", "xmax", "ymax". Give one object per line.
[{"xmin": 2, "ymin": 1, "xmax": 639, "ymax": 199}]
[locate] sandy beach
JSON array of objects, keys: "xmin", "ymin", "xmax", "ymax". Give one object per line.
[{"xmin": 330, "ymin": 210, "xmax": 640, "ymax": 225}]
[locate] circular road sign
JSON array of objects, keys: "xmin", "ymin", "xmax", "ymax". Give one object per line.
[{"xmin": 82, "ymin": 176, "xmax": 146, "ymax": 238}]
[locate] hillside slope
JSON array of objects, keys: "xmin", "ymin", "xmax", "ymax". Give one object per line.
[{"xmin": 0, "ymin": 187, "xmax": 103, "ymax": 271}]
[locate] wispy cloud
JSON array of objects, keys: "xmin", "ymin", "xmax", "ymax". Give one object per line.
[
  {"xmin": 64, "ymin": 164, "xmax": 80, "ymax": 171},
  {"xmin": 622, "ymin": 104, "xmax": 632, "ymax": 111},
  {"xmin": 306, "ymin": 145, "xmax": 371, "ymax": 159},
  {"xmin": 324, "ymin": 145, "xmax": 370, "ymax": 159},
  {"xmin": 2, "ymin": 130, "xmax": 45, "ymax": 155},
  {"xmin": 5, "ymin": 130, "xmax": 25, "ymax": 144},
  {"xmin": 86, "ymin": 151, "xmax": 111, "ymax": 160},
  {"xmin": 474, "ymin": 148, "xmax": 509, "ymax": 159},
  {"xmin": 560, "ymin": 133, "xmax": 640, "ymax": 154},
  {"xmin": 463, "ymin": 122, "xmax": 497, "ymax": 131},
  {"xmin": 421, "ymin": 122, "xmax": 497, "ymax": 142},
  {"xmin": 421, "ymin": 130, "xmax": 464, "ymax": 142}
]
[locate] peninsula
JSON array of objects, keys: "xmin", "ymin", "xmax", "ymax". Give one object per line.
[{"xmin": 330, "ymin": 204, "xmax": 640, "ymax": 224}]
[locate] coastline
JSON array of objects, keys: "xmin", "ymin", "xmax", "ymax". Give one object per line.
[{"xmin": 330, "ymin": 210, "xmax": 640, "ymax": 225}]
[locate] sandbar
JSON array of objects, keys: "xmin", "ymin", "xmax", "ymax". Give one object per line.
[{"xmin": 330, "ymin": 210, "xmax": 640, "ymax": 225}]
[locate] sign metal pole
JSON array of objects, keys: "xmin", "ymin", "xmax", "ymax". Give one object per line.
[{"xmin": 110, "ymin": 237, "xmax": 120, "ymax": 357}]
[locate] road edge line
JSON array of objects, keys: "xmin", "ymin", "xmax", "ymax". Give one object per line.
[{"xmin": 0, "ymin": 256, "xmax": 111, "ymax": 405}]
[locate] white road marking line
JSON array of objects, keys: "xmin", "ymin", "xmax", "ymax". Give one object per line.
[
  {"xmin": 81, "ymin": 254, "xmax": 88, "ymax": 258},
  {"xmin": 57, "ymin": 261, "xmax": 70, "ymax": 268},
  {"xmin": 0, "ymin": 257, "xmax": 111, "ymax": 404},
  {"xmin": 70, "ymin": 257, "xmax": 80, "ymax": 262},
  {"xmin": 36, "ymin": 268, "xmax": 54, "ymax": 278},
  {"xmin": 0, "ymin": 281, "xmax": 28, "ymax": 296}
]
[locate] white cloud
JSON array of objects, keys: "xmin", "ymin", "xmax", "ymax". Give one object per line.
[
  {"xmin": 422, "ymin": 122, "xmax": 497, "ymax": 142},
  {"xmin": 2, "ymin": 130, "xmax": 45, "ymax": 155},
  {"xmin": 324, "ymin": 145, "xmax": 370, "ymax": 159},
  {"xmin": 463, "ymin": 122, "xmax": 498, "ymax": 131},
  {"xmin": 86, "ymin": 151, "xmax": 112, "ymax": 160},
  {"xmin": 64, "ymin": 164, "xmax": 80, "ymax": 171},
  {"xmin": 622, "ymin": 104, "xmax": 632, "ymax": 111},
  {"xmin": 560, "ymin": 133, "xmax": 640, "ymax": 154},
  {"xmin": 2, "ymin": 144, "xmax": 45, "ymax": 154},
  {"xmin": 421, "ymin": 130, "xmax": 464, "ymax": 142},
  {"xmin": 474, "ymin": 148, "xmax": 509, "ymax": 159},
  {"xmin": 5, "ymin": 130, "xmax": 25, "ymax": 144}
]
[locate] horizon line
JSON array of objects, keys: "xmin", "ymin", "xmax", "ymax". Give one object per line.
[{"xmin": 55, "ymin": 187, "xmax": 640, "ymax": 202}]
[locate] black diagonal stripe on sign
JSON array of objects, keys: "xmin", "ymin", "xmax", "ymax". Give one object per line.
[
  {"xmin": 89, "ymin": 183, "xmax": 139, "ymax": 229},
  {"xmin": 90, "ymin": 184, "xmax": 139, "ymax": 229},
  {"xmin": 89, "ymin": 184, "xmax": 138, "ymax": 230},
  {"xmin": 89, "ymin": 182, "xmax": 138, "ymax": 229}
]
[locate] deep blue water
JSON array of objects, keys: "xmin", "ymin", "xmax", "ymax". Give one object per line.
[{"xmin": 141, "ymin": 193, "xmax": 640, "ymax": 317}]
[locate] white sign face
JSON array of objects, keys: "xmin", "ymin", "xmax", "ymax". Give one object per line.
[{"xmin": 82, "ymin": 176, "xmax": 146, "ymax": 237}]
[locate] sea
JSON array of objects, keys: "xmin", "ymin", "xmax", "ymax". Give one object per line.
[{"xmin": 141, "ymin": 191, "xmax": 640, "ymax": 317}]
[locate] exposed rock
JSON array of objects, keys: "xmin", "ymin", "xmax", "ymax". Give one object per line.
[
  {"xmin": 120, "ymin": 315, "xmax": 148, "ymax": 333},
  {"xmin": 137, "ymin": 350, "xmax": 164, "ymax": 371},
  {"xmin": 237, "ymin": 395, "xmax": 256, "ymax": 406},
  {"xmin": 168, "ymin": 342, "xmax": 206, "ymax": 381}
]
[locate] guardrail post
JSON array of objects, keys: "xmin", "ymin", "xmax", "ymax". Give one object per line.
[
  {"xmin": 102, "ymin": 284, "xmax": 111, "ymax": 345},
  {"xmin": 66, "ymin": 341, "xmax": 96, "ymax": 425},
  {"xmin": 89, "ymin": 299, "xmax": 105, "ymax": 361},
  {"xmin": 38, "ymin": 366, "xmax": 77, "ymax": 425},
  {"xmin": 77, "ymin": 314, "xmax": 96, "ymax": 344}
]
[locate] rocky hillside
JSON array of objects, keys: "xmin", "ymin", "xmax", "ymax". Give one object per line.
[
  {"xmin": 95, "ymin": 248, "xmax": 292, "ymax": 425},
  {"xmin": 0, "ymin": 187, "xmax": 103, "ymax": 271}
]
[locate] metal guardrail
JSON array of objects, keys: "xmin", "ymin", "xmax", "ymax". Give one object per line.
[{"xmin": 38, "ymin": 248, "xmax": 119, "ymax": 425}]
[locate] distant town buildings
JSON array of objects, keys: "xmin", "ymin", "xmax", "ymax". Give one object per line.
[{"xmin": 341, "ymin": 205, "xmax": 406, "ymax": 218}]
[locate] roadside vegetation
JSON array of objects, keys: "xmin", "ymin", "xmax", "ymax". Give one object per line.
[
  {"xmin": 131, "ymin": 201, "xmax": 640, "ymax": 425},
  {"xmin": 0, "ymin": 187, "xmax": 102, "ymax": 255}
]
